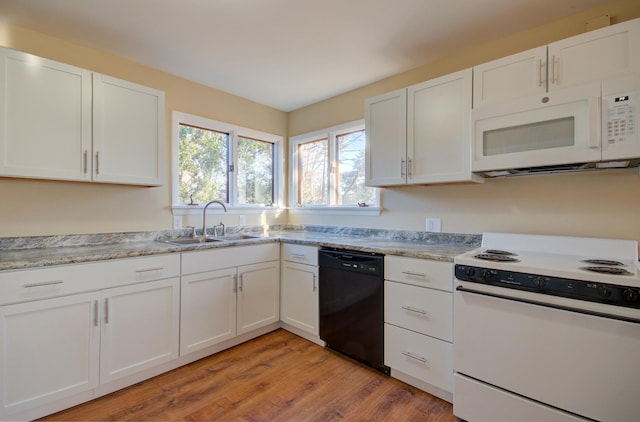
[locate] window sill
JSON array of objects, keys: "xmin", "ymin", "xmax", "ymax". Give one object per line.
[
  {"xmin": 288, "ymin": 206, "xmax": 381, "ymax": 216},
  {"xmin": 172, "ymin": 205, "xmax": 285, "ymax": 216}
]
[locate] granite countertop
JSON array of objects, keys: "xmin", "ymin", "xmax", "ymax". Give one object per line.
[{"xmin": 0, "ymin": 225, "xmax": 481, "ymax": 272}]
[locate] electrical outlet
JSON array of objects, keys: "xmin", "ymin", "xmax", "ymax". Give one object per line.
[
  {"xmin": 173, "ymin": 216, "xmax": 182, "ymax": 229},
  {"xmin": 239, "ymin": 215, "xmax": 246, "ymax": 226},
  {"xmin": 426, "ymin": 217, "xmax": 441, "ymax": 233}
]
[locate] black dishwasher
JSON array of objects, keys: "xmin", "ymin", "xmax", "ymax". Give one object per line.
[{"xmin": 319, "ymin": 248, "xmax": 389, "ymax": 375}]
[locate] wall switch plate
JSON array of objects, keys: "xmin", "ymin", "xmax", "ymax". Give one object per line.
[{"xmin": 426, "ymin": 217, "xmax": 441, "ymax": 233}]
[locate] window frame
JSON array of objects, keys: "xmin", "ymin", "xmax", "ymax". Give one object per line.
[
  {"xmin": 171, "ymin": 111, "xmax": 284, "ymax": 216},
  {"xmin": 289, "ymin": 119, "xmax": 380, "ymax": 215}
]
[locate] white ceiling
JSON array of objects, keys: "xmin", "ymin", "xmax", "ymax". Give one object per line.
[{"xmin": 0, "ymin": 0, "xmax": 612, "ymax": 111}]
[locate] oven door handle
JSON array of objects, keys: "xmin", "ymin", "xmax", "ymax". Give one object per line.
[{"xmin": 456, "ymin": 286, "xmax": 640, "ymax": 325}]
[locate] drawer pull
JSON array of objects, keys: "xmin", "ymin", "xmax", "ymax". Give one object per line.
[
  {"xmin": 402, "ymin": 351, "xmax": 428, "ymax": 364},
  {"xmin": 136, "ymin": 267, "xmax": 164, "ymax": 273},
  {"xmin": 23, "ymin": 280, "xmax": 64, "ymax": 288},
  {"xmin": 402, "ymin": 271, "xmax": 427, "ymax": 278},
  {"xmin": 401, "ymin": 305, "xmax": 427, "ymax": 315},
  {"xmin": 290, "ymin": 253, "xmax": 306, "ymax": 259}
]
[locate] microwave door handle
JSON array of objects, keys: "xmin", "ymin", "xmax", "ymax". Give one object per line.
[{"xmin": 588, "ymin": 96, "xmax": 601, "ymax": 149}]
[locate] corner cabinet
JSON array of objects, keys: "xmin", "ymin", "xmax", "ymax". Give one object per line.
[
  {"xmin": 179, "ymin": 243, "xmax": 280, "ymax": 356},
  {"xmin": 365, "ymin": 69, "xmax": 482, "ymax": 186},
  {"xmin": 473, "ymin": 18, "xmax": 640, "ymax": 108},
  {"xmin": 0, "ymin": 47, "xmax": 164, "ymax": 186}
]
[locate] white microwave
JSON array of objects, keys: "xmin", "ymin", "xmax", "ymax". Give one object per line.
[{"xmin": 472, "ymin": 75, "xmax": 640, "ymax": 176}]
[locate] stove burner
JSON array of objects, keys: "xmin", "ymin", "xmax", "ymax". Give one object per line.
[
  {"xmin": 474, "ymin": 253, "xmax": 520, "ymax": 263},
  {"xmin": 484, "ymin": 249, "xmax": 517, "ymax": 256},
  {"xmin": 581, "ymin": 259, "xmax": 625, "ymax": 266},
  {"xmin": 580, "ymin": 266, "xmax": 633, "ymax": 276}
]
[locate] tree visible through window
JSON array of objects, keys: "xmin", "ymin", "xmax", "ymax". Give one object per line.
[
  {"xmin": 178, "ymin": 124, "xmax": 228, "ymax": 204},
  {"xmin": 291, "ymin": 121, "xmax": 378, "ymax": 209},
  {"xmin": 237, "ymin": 136, "xmax": 274, "ymax": 205}
]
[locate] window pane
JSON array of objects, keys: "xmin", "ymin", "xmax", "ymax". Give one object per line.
[
  {"xmin": 178, "ymin": 124, "xmax": 228, "ymax": 204},
  {"xmin": 237, "ymin": 136, "xmax": 274, "ymax": 205},
  {"xmin": 336, "ymin": 130, "xmax": 376, "ymax": 205},
  {"xmin": 298, "ymin": 138, "xmax": 328, "ymax": 205}
]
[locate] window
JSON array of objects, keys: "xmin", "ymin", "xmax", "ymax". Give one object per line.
[
  {"xmin": 290, "ymin": 120, "xmax": 379, "ymax": 212},
  {"xmin": 172, "ymin": 111, "xmax": 282, "ymax": 212}
]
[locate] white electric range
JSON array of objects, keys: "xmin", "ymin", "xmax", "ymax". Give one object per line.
[{"xmin": 453, "ymin": 233, "xmax": 640, "ymax": 422}]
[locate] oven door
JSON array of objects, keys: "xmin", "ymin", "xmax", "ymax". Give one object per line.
[
  {"xmin": 453, "ymin": 281, "xmax": 640, "ymax": 422},
  {"xmin": 472, "ymin": 83, "xmax": 601, "ymax": 172}
]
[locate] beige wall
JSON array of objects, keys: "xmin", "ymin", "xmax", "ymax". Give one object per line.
[
  {"xmin": 0, "ymin": 24, "xmax": 288, "ymax": 237},
  {"xmin": 288, "ymin": 0, "xmax": 640, "ymax": 244}
]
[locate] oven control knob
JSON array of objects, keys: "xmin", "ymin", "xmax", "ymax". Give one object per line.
[
  {"xmin": 623, "ymin": 289, "xmax": 638, "ymax": 302},
  {"xmin": 481, "ymin": 269, "xmax": 492, "ymax": 281},
  {"xmin": 597, "ymin": 285, "xmax": 612, "ymax": 298},
  {"xmin": 533, "ymin": 277, "xmax": 545, "ymax": 288},
  {"xmin": 465, "ymin": 267, "xmax": 476, "ymax": 278}
]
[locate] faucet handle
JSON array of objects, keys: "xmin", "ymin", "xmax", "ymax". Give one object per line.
[{"xmin": 186, "ymin": 226, "xmax": 196, "ymax": 238}]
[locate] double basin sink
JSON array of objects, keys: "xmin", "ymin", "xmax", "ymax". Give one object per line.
[{"xmin": 158, "ymin": 234, "xmax": 262, "ymax": 246}]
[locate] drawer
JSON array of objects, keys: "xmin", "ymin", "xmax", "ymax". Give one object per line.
[
  {"xmin": 182, "ymin": 243, "xmax": 279, "ymax": 275},
  {"xmin": 281, "ymin": 243, "xmax": 318, "ymax": 266},
  {"xmin": 0, "ymin": 254, "xmax": 181, "ymax": 305},
  {"xmin": 385, "ymin": 255, "xmax": 453, "ymax": 291},
  {"xmin": 385, "ymin": 323, "xmax": 453, "ymax": 393},
  {"xmin": 385, "ymin": 280, "xmax": 452, "ymax": 342}
]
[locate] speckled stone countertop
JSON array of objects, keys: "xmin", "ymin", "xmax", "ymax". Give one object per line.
[{"xmin": 0, "ymin": 225, "xmax": 481, "ymax": 271}]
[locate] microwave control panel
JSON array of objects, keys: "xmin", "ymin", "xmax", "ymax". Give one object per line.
[{"xmin": 604, "ymin": 91, "xmax": 636, "ymax": 144}]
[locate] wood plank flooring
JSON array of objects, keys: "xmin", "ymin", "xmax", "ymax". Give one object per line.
[{"xmin": 41, "ymin": 329, "xmax": 458, "ymax": 421}]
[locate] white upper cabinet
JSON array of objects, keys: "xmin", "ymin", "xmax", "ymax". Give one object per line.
[
  {"xmin": 473, "ymin": 46, "xmax": 547, "ymax": 108},
  {"xmin": 365, "ymin": 88, "xmax": 407, "ymax": 186},
  {"xmin": 93, "ymin": 74, "xmax": 164, "ymax": 186},
  {"xmin": 548, "ymin": 18, "xmax": 640, "ymax": 91},
  {"xmin": 366, "ymin": 69, "xmax": 481, "ymax": 186},
  {"xmin": 0, "ymin": 47, "xmax": 165, "ymax": 186},
  {"xmin": 0, "ymin": 48, "xmax": 92, "ymax": 181},
  {"xmin": 474, "ymin": 18, "xmax": 640, "ymax": 108}
]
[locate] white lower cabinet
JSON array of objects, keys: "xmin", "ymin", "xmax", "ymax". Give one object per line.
[
  {"xmin": 280, "ymin": 243, "xmax": 319, "ymax": 337},
  {"xmin": 180, "ymin": 243, "xmax": 280, "ymax": 355},
  {"xmin": 0, "ymin": 254, "xmax": 180, "ymax": 419},
  {"xmin": 0, "ymin": 292, "xmax": 100, "ymax": 416},
  {"xmin": 384, "ymin": 255, "xmax": 454, "ymax": 402}
]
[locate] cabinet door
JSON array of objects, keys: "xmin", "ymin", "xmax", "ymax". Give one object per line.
[
  {"xmin": 408, "ymin": 69, "xmax": 480, "ymax": 184},
  {"xmin": 473, "ymin": 46, "xmax": 547, "ymax": 108},
  {"xmin": 281, "ymin": 262, "xmax": 319, "ymax": 335},
  {"xmin": 549, "ymin": 18, "xmax": 640, "ymax": 90},
  {"xmin": 100, "ymin": 278, "xmax": 179, "ymax": 384},
  {"xmin": 0, "ymin": 293, "xmax": 100, "ymax": 417},
  {"xmin": 237, "ymin": 261, "xmax": 280, "ymax": 335},
  {"xmin": 365, "ymin": 88, "xmax": 407, "ymax": 186},
  {"xmin": 180, "ymin": 268, "xmax": 237, "ymax": 355},
  {"xmin": 0, "ymin": 47, "xmax": 92, "ymax": 181},
  {"xmin": 92, "ymin": 74, "xmax": 165, "ymax": 186}
]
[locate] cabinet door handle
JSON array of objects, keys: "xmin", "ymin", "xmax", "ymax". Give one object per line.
[
  {"xmin": 95, "ymin": 152, "xmax": 100, "ymax": 175},
  {"xmin": 400, "ymin": 158, "xmax": 406, "ymax": 177},
  {"xmin": 239, "ymin": 274, "xmax": 243, "ymax": 292},
  {"xmin": 551, "ymin": 55, "xmax": 559, "ymax": 84},
  {"xmin": 83, "ymin": 150, "xmax": 88, "ymax": 174},
  {"xmin": 136, "ymin": 267, "xmax": 164, "ymax": 273},
  {"xmin": 538, "ymin": 59, "xmax": 545, "ymax": 87},
  {"xmin": 312, "ymin": 274, "xmax": 317, "ymax": 292},
  {"xmin": 402, "ymin": 271, "xmax": 427, "ymax": 278},
  {"xmin": 402, "ymin": 351, "xmax": 428, "ymax": 364},
  {"xmin": 401, "ymin": 305, "xmax": 427, "ymax": 315},
  {"xmin": 407, "ymin": 158, "xmax": 412, "ymax": 178},
  {"xmin": 233, "ymin": 274, "xmax": 238, "ymax": 293},
  {"xmin": 93, "ymin": 300, "xmax": 99, "ymax": 327},
  {"xmin": 23, "ymin": 280, "xmax": 64, "ymax": 288},
  {"xmin": 104, "ymin": 298, "xmax": 109, "ymax": 324}
]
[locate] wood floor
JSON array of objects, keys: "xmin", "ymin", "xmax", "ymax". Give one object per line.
[{"xmin": 41, "ymin": 329, "xmax": 458, "ymax": 421}]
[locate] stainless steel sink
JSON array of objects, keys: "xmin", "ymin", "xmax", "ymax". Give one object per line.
[
  {"xmin": 159, "ymin": 237, "xmax": 223, "ymax": 246},
  {"xmin": 158, "ymin": 234, "xmax": 260, "ymax": 246}
]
